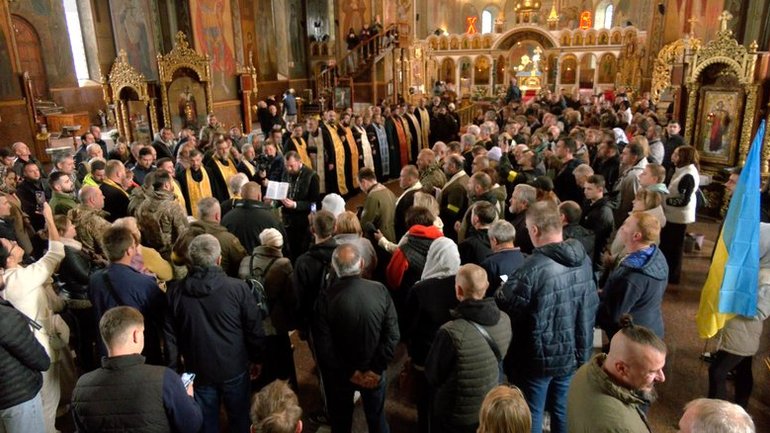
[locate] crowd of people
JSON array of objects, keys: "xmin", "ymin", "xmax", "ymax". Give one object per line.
[{"xmin": 0, "ymin": 86, "xmax": 766, "ymax": 433}]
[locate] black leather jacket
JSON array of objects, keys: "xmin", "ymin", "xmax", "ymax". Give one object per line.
[{"xmin": 58, "ymin": 245, "xmax": 92, "ymax": 300}]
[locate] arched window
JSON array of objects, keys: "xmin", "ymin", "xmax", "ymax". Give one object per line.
[
  {"xmin": 63, "ymin": 0, "xmax": 89, "ymax": 80},
  {"xmin": 481, "ymin": 9, "xmax": 494, "ymax": 34},
  {"xmin": 594, "ymin": 1, "xmax": 614, "ymax": 30},
  {"xmin": 604, "ymin": 4, "xmax": 614, "ymax": 29}
]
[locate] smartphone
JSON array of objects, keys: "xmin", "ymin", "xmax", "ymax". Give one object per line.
[
  {"xmin": 181, "ymin": 372, "xmax": 195, "ymax": 388},
  {"xmin": 35, "ymin": 191, "xmax": 45, "ymax": 214},
  {"xmin": 310, "ymin": 203, "xmax": 317, "ymax": 213}
]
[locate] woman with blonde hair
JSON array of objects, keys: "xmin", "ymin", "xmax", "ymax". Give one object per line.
[{"xmin": 478, "ymin": 385, "xmax": 532, "ymax": 433}]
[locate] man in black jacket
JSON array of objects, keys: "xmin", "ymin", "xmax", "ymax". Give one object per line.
[
  {"xmin": 292, "ymin": 210, "xmax": 337, "ymax": 338},
  {"xmin": 165, "ymin": 234, "xmax": 264, "ymax": 433},
  {"xmin": 581, "ymin": 175, "xmax": 615, "ymax": 270},
  {"xmin": 73, "ymin": 306, "xmax": 202, "ymax": 433},
  {"xmin": 281, "ymin": 151, "xmax": 320, "ymax": 261},
  {"xmin": 553, "ymin": 136, "xmax": 584, "ymax": 204},
  {"xmin": 559, "ymin": 201, "xmax": 595, "ymax": 261},
  {"xmin": 313, "ymin": 243, "xmax": 399, "ymax": 433},
  {"xmin": 16, "ymin": 160, "xmax": 50, "ymax": 233},
  {"xmin": 497, "ymin": 201, "xmax": 598, "ymax": 433},
  {"xmin": 459, "ymin": 201, "xmax": 495, "ymax": 264},
  {"xmin": 506, "ymin": 184, "xmax": 536, "ymax": 255},
  {"xmin": 100, "ymin": 160, "xmax": 130, "ymax": 223},
  {"xmin": 0, "ymin": 298, "xmax": 50, "ymax": 433},
  {"xmin": 425, "ymin": 264, "xmax": 511, "ymax": 433},
  {"xmin": 222, "ymin": 181, "xmax": 288, "ymax": 253}
]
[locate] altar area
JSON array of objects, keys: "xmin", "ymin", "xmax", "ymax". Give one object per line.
[{"xmin": 404, "ymin": 4, "xmax": 647, "ymax": 101}]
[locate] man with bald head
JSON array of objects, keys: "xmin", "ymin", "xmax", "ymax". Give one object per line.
[
  {"xmin": 221, "ymin": 181, "xmax": 287, "ymax": 253},
  {"xmin": 678, "ymin": 398, "xmax": 755, "ymax": 433},
  {"xmin": 426, "ymin": 264, "xmax": 511, "ymax": 433},
  {"xmin": 313, "ymin": 243, "xmax": 399, "ymax": 433},
  {"xmin": 417, "ymin": 148, "xmax": 446, "ymax": 191},
  {"xmin": 68, "ymin": 185, "xmax": 111, "ymax": 262},
  {"xmin": 567, "ymin": 319, "xmax": 667, "ymax": 432},
  {"xmin": 11, "ymin": 142, "xmax": 46, "ymax": 179}
]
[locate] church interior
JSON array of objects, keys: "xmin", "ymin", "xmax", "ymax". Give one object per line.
[{"xmin": 1, "ymin": 0, "xmax": 770, "ymax": 432}]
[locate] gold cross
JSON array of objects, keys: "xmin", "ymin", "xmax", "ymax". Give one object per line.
[
  {"xmin": 687, "ymin": 16, "xmax": 698, "ymax": 35},
  {"xmin": 718, "ymin": 10, "xmax": 732, "ymax": 32}
]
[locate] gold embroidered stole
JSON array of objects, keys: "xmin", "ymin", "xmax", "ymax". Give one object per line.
[
  {"xmin": 323, "ymin": 122, "xmax": 348, "ymax": 195},
  {"xmin": 241, "ymin": 159, "xmax": 256, "ymax": 178},
  {"xmin": 405, "ymin": 113, "xmax": 422, "ymax": 159},
  {"xmin": 341, "ymin": 126, "xmax": 360, "ymax": 188},
  {"xmin": 307, "ymin": 133, "xmax": 326, "ymax": 193},
  {"xmin": 213, "ymin": 158, "xmax": 238, "ymax": 198},
  {"xmin": 103, "ymin": 178, "xmax": 128, "ymax": 197},
  {"xmin": 417, "ymin": 107, "xmax": 430, "ymax": 148},
  {"xmin": 291, "ymin": 137, "xmax": 312, "ymax": 167},
  {"xmin": 172, "ymin": 180, "xmax": 187, "ymax": 215},
  {"xmin": 393, "ymin": 116, "xmax": 409, "ymax": 167},
  {"xmin": 185, "ymin": 168, "xmax": 212, "ymax": 219}
]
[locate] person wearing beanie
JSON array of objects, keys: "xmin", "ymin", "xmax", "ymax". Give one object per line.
[{"xmin": 238, "ymin": 227, "xmax": 296, "ymax": 389}]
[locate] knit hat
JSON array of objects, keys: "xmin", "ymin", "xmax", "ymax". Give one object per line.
[
  {"xmin": 259, "ymin": 228, "xmax": 284, "ymax": 248},
  {"xmin": 487, "ymin": 146, "xmax": 502, "ymax": 162},
  {"xmin": 322, "ymin": 193, "xmax": 346, "ymax": 217}
]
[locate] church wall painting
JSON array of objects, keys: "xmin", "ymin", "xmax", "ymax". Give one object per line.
[
  {"xmin": 288, "ymin": 0, "xmax": 308, "ymax": 78},
  {"xmin": 230, "ymin": 0, "xmax": 244, "ymax": 66},
  {"xmin": 695, "ymin": 88, "xmax": 742, "ymax": 167},
  {"xmin": 254, "ymin": 0, "xmax": 278, "ymax": 81},
  {"xmin": 0, "ymin": 19, "xmax": 21, "ymax": 100},
  {"xmin": 10, "ymin": 0, "xmax": 76, "ymax": 88},
  {"xmin": 272, "ymin": 0, "xmax": 290, "ymax": 78},
  {"xmin": 190, "ymin": 0, "xmax": 237, "ymax": 101},
  {"xmin": 240, "ymin": 0, "xmax": 256, "ymax": 68},
  {"xmin": 110, "ymin": 0, "xmax": 159, "ymax": 81}
]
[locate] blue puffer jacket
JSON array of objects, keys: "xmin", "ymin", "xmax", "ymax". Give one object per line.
[
  {"xmin": 497, "ymin": 239, "xmax": 598, "ymax": 378},
  {"xmin": 597, "ymin": 245, "xmax": 668, "ymax": 339}
]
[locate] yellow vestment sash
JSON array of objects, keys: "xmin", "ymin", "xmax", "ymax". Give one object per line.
[
  {"xmin": 185, "ymin": 168, "xmax": 212, "ymax": 219},
  {"xmin": 323, "ymin": 122, "xmax": 347, "ymax": 195}
]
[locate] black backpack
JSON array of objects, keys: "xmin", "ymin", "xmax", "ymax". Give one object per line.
[{"xmin": 245, "ymin": 256, "xmax": 278, "ymax": 317}]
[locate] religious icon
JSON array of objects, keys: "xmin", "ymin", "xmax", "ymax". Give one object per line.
[
  {"xmin": 579, "ymin": 11, "xmax": 592, "ymax": 30},
  {"xmin": 696, "ymin": 89, "xmax": 742, "ymax": 166},
  {"xmin": 466, "ymin": 16, "xmax": 478, "ymax": 34},
  {"xmin": 177, "ymin": 86, "xmax": 199, "ymax": 129}
]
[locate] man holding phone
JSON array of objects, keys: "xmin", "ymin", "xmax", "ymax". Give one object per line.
[
  {"xmin": 15, "ymin": 161, "xmax": 51, "ymax": 256},
  {"xmin": 72, "ymin": 306, "xmax": 202, "ymax": 433}
]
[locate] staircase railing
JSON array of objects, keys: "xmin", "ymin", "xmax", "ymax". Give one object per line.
[{"xmin": 316, "ymin": 24, "xmax": 399, "ymax": 109}]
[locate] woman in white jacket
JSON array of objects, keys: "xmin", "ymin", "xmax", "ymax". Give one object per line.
[
  {"xmin": 661, "ymin": 145, "xmax": 700, "ymax": 284},
  {"xmin": 0, "ymin": 202, "xmax": 65, "ymax": 433}
]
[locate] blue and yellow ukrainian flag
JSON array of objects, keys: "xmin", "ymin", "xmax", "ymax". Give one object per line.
[{"xmin": 696, "ymin": 120, "xmax": 764, "ymax": 339}]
